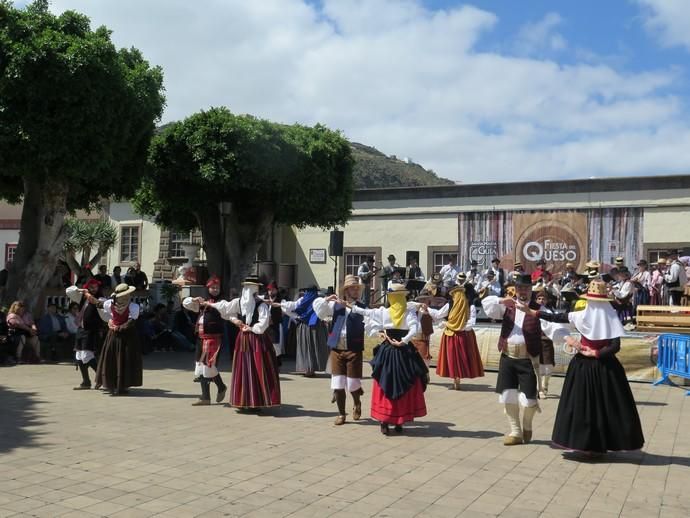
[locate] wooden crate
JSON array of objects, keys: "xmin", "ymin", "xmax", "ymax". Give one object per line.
[{"xmin": 637, "ymin": 305, "xmax": 690, "ymax": 333}]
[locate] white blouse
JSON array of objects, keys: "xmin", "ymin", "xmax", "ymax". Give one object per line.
[
  {"xmin": 211, "ymin": 299, "xmax": 270, "ymax": 335},
  {"xmin": 350, "ymin": 305, "xmax": 419, "ymax": 343}
]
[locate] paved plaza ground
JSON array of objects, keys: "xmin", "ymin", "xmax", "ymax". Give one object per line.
[{"xmin": 1, "ymin": 352, "xmax": 689, "ymax": 518}]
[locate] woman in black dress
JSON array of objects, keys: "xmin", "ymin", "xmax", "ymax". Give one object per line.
[{"xmin": 526, "ymin": 279, "xmax": 644, "ymax": 457}]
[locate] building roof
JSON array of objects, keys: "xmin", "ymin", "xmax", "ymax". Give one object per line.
[{"xmin": 353, "ymin": 174, "xmax": 690, "ymax": 202}]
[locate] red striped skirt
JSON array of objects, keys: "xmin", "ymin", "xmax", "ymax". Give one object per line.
[
  {"xmin": 230, "ymin": 331, "xmax": 281, "ymax": 408},
  {"xmin": 436, "ymin": 330, "xmax": 484, "ymax": 379}
]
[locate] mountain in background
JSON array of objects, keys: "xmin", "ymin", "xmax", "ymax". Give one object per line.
[{"xmin": 351, "ymin": 142, "xmax": 455, "ymax": 189}]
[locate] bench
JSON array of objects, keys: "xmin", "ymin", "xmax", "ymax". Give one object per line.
[
  {"xmin": 653, "ymin": 333, "xmax": 690, "ymax": 395},
  {"xmin": 636, "ymin": 305, "xmax": 690, "ymax": 333}
]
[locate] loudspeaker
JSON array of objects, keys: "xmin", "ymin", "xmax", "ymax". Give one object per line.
[{"xmin": 329, "ymin": 230, "xmax": 344, "ymax": 256}]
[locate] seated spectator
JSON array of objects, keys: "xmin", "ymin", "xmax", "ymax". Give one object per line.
[
  {"xmin": 7, "ymin": 301, "xmax": 41, "ymax": 363},
  {"xmin": 38, "ymin": 303, "xmax": 71, "ymax": 361},
  {"xmin": 142, "ymin": 304, "xmax": 173, "ymax": 352},
  {"xmin": 64, "ymin": 302, "xmax": 80, "ymax": 335},
  {"xmin": 0, "ymin": 307, "xmax": 13, "ymax": 365},
  {"xmin": 93, "ymin": 264, "xmax": 113, "ymax": 289}
]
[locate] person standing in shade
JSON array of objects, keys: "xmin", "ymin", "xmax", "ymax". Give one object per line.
[
  {"xmin": 350, "ymin": 284, "xmax": 428, "ymax": 435},
  {"xmin": 525, "ymin": 280, "xmax": 644, "ymax": 458},
  {"xmin": 279, "ymin": 285, "xmax": 329, "ymax": 377},
  {"xmin": 357, "ymin": 256, "xmax": 376, "ymax": 307},
  {"xmin": 183, "ymin": 276, "xmax": 228, "ymax": 406},
  {"xmin": 213, "ymin": 276, "xmax": 281, "ymax": 411},
  {"xmin": 95, "ymin": 284, "xmax": 143, "ymax": 396},
  {"xmin": 313, "ymin": 275, "xmax": 365, "ymax": 425}
]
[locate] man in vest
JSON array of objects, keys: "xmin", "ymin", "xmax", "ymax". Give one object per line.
[
  {"xmin": 482, "ymin": 273, "xmax": 566, "ymax": 445},
  {"xmin": 313, "ymin": 274, "xmax": 365, "ymax": 426},
  {"xmin": 664, "ymin": 249, "xmax": 688, "ymax": 306}
]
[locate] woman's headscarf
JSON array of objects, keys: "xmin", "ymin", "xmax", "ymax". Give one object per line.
[
  {"xmin": 239, "ymin": 284, "xmax": 259, "ymax": 317},
  {"xmin": 569, "ymin": 301, "xmax": 625, "ymax": 340},
  {"xmin": 444, "ymin": 286, "xmax": 469, "ymax": 336},
  {"xmin": 387, "ymin": 291, "xmax": 408, "ymax": 329}
]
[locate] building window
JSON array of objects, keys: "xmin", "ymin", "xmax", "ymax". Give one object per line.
[
  {"xmin": 169, "ymin": 231, "xmax": 192, "ymax": 259},
  {"xmin": 648, "ymin": 248, "xmax": 669, "ymax": 265},
  {"xmin": 120, "ymin": 226, "xmax": 140, "ymax": 263},
  {"xmin": 433, "ymin": 252, "xmax": 458, "ymax": 273},
  {"xmin": 345, "ymin": 253, "xmax": 375, "ymax": 277},
  {"xmin": 5, "ymin": 243, "xmax": 17, "ymax": 264}
]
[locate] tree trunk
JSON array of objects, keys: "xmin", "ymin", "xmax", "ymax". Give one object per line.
[
  {"xmin": 65, "ymin": 252, "xmax": 82, "ymax": 277},
  {"xmin": 196, "ymin": 204, "xmax": 274, "ymax": 296},
  {"xmin": 3, "ymin": 177, "xmax": 69, "ymax": 314}
]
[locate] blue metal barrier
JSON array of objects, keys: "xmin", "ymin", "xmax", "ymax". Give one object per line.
[{"xmin": 653, "ymin": 333, "xmax": 690, "ymax": 395}]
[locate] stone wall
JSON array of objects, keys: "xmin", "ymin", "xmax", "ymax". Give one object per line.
[{"xmin": 152, "ymin": 230, "xmax": 204, "ymax": 281}]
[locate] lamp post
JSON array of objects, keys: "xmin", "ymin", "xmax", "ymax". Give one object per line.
[{"xmin": 219, "ymin": 201, "xmax": 232, "ymax": 297}]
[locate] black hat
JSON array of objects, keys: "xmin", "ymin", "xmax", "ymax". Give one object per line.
[
  {"xmin": 536, "ymin": 258, "xmax": 546, "ymax": 266},
  {"xmin": 485, "ymin": 270, "xmax": 495, "ymax": 277},
  {"xmin": 387, "ymin": 254, "xmax": 396, "ymax": 261},
  {"xmin": 470, "ymin": 260, "xmax": 478, "ymax": 266},
  {"xmin": 515, "ymin": 273, "xmax": 532, "ymax": 287},
  {"xmin": 491, "ymin": 257, "xmax": 500, "ymax": 264}
]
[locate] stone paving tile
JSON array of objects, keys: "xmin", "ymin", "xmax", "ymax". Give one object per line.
[{"xmin": 1, "ymin": 354, "xmax": 690, "ymax": 518}]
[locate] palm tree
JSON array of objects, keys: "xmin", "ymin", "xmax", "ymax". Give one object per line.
[{"xmin": 62, "ymin": 219, "xmax": 118, "ymax": 276}]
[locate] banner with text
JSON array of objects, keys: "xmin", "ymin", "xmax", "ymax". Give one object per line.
[{"xmin": 458, "ymin": 208, "xmax": 643, "ymax": 273}]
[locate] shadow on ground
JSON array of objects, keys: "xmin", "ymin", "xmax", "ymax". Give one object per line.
[
  {"xmin": 0, "ymin": 385, "xmax": 46, "ymax": 453},
  {"xmin": 562, "ymin": 450, "xmax": 690, "ymax": 467},
  {"xmin": 429, "ymin": 382, "xmax": 496, "ymax": 392}
]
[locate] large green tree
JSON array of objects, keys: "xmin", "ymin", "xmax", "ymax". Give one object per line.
[
  {"xmin": 0, "ymin": 0, "xmax": 164, "ymax": 311},
  {"xmin": 134, "ymin": 107, "xmax": 353, "ymax": 289}
]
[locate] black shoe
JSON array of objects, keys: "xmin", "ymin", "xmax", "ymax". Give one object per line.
[
  {"xmin": 73, "ymin": 383, "xmax": 91, "ymax": 390},
  {"xmin": 380, "ymin": 423, "xmax": 390, "ymax": 435},
  {"xmin": 193, "ymin": 376, "xmax": 202, "ymax": 383},
  {"xmin": 394, "ymin": 425, "xmax": 403, "ymax": 433}
]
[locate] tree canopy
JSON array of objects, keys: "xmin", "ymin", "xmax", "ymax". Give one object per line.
[
  {"xmin": 134, "ymin": 107, "xmax": 353, "ymax": 287},
  {"xmin": 0, "ymin": 0, "xmax": 165, "ymax": 310}
]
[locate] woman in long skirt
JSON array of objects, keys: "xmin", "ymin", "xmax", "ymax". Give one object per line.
[
  {"xmin": 531, "ymin": 280, "xmax": 644, "ymax": 457},
  {"xmin": 280, "ymin": 286, "xmax": 328, "ymax": 376},
  {"xmin": 351, "ymin": 284, "xmax": 428, "ymax": 435},
  {"xmin": 95, "ymin": 284, "xmax": 143, "ymax": 396},
  {"xmin": 213, "ymin": 276, "xmax": 280, "ymax": 411},
  {"xmin": 426, "ymin": 273, "xmax": 483, "ymax": 390}
]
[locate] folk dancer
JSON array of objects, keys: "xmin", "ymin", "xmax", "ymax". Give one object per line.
[
  {"xmin": 279, "ymin": 285, "xmax": 329, "ymax": 376},
  {"xmin": 66, "ymin": 279, "xmax": 106, "ymax": 390},
  {"xmin": 94, "ymin": 284, "xmax": 143, "ymax": 396},
  {"xmin": 265, "ymin": 281, "xmax": 285, "ymax": 367},
  {"xmin": 529, "ymin": 280, "xmax": 644, "ymax": 457},
  {"xmin": 533, "ymin": 286, "xmax": 555, "ymax": 399},
  {"xmin": 482, "ymin": 273, "xmax": 568, "ymax": 445},
  {"xmin": 215, "ymin": 276, "xmax": 281, "ymax": 410},
  {"xmin": 313, "ymin": 275, "xmax": 365, "ymax": 425},
  {"xmin": 350, "ymin": 284, "xmax": 428, "ymax": 435},
  {"xmin": 426, "ymin": 272, "xmax": 483, "ymax": 390},
  {"xmin": 183, "ymin": 275, "xmax": 228, "ymax": 406}
]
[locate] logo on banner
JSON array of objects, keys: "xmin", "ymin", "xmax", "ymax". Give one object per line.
[
  {"xmin": 514, "ymin": 220, "xmax": 584, "ymax": 271},
  {"xmin": 469, "ymin": 240, "xmax": 497, "ymax": 268}
]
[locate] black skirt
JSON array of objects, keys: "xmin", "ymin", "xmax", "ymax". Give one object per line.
[
  {"xmin": 95, "ymin": 325, "xmax": 143, "ymax": 392},
  {"xmin": 552, "ymin": 354, "xmax": 644, "ymax": 453}
]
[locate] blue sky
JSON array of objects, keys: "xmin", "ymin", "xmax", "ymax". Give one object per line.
[{"xmin": 14, "ymin": 0, "xmax": 690, "ymax": 182}]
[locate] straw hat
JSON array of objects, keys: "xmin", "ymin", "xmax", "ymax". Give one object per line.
[
  {"xmin": 341, "ymin": 274, "xmax": 362, "ymax": 294},
  {"xmin": 657, "ymin": 258, "xmax": 667, "ymax": 265},
  {"xmin": 582, "ymin": 280, "xmax": 613, "ymax": 301},
  {"xmin": 241, "ymin": 275, "xmax": 262, "ymax": 287},
  {"xmin": 614, "ymin": 256, "xmax": 625, "ymax": 265},
  {"xmin": 456, "ymin": 271, "xmax": 468, "ymax": 285},
  {"xmin": 387, "ymin": 283, "xmax": 409, "ymax": 296},
  {"xmin": 112, "ymin": 283, "xmax": 136, "ymax": 298}
]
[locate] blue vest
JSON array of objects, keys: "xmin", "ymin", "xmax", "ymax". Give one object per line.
[{"xmin": 327, "ymin": 302, "xmax": 365, "ymax": 352}]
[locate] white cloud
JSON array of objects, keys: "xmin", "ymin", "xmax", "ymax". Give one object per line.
[
  {"xmin": 42, "ymin": 0, "xmax": 690, "ymax": 183},
  {"xmin": 515, "ymin": 12, "xmax": 567, "ymax": 56},
  {"xmin": 637, "ymin": 0, "xmax": 690, "ymax": 51}
]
